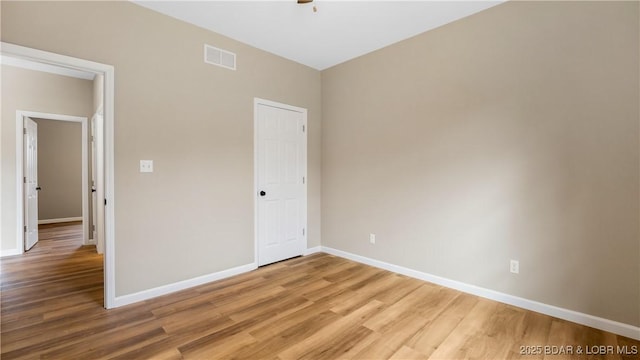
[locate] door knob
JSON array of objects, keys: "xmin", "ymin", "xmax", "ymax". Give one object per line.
[
  {"xmin": 259, "ymin": 191, "xmax": 266, "ymax": 196},
  {"xmin": 36, "ymin": 186, "xmax": 42, "ymax": 191}
]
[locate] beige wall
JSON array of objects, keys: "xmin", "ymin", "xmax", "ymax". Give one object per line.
[
  {"xmin": 34, "ymin": 118, "xmax": 83, "ymax": 220},
  {"xmin": 1, "ymin": 1, "xmax": 322, "ymax": 296},
  {"xmin": 1, "ymin": 65, "xmax": 93, "ymax": 249},
  {"xmin": 93, "ymin": 74, "xmax": 104, "ymax": 114},
  {"xmin": 322, "ymin": 1, "xmax": 639, "ymax": 326}
]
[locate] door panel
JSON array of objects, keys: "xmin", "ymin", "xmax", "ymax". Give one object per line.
[
  {"xmin": 24, "ymin": 117, "xmax": 39, "ymax": 251},
  {"xmin": 91, "ymin": 115, "xmax": 97, "ymax": 243},
  {"xmin": 284, "ymin": 199, "xmax": 299, "ymax": 242},
  {"xmin": 93, "ymin": 113, "xmax": 105, "ymax": 254},
  {"xmin": 257, "ymin": 102, "xmax": 307, "ymax": 266},
  {"xmin": 265, "ymin": 201, "xmax": 280, "ymax": 247}
]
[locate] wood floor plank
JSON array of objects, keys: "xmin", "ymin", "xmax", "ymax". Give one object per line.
[
  {"xmin": 40, "ymin": 319, "xmax": 168, "ymax": 360},
  {"xmin": 159, "ymin": 304, "xmax": 228, "ymax": 335},
  {"xmin": 2, "ymin": 222, "xmax": 637, "ymax": 359},
  {"xmin": 237, "ymin": 310, "xmax": 343, "ymax": 359},
  {"xmin": 302, "ymin": 325, "xmax": 373, "ymax": 360},
  {"xmin": 363, "ymin": 283, "xmax": 440, "ymax": 333},
  {"xmin": 248, "ymin": 302, "xmax": 336, "ymax": 340},
  {"xmin": 182, "ymin": 331, "xmax": 257, "ymax": 359},
  {"xmin": 338, "ymin": 331, "xmax": 383, "ymax": 359},
  {"xmin": 390, "ymin": 345, "xmax": 430, "ymax": 360},
  {"xmin": 215, "ymin": 285, "xmax": 288, "ymax": 319},
  {"xmin": 426, "ymin": 298, "xmax": 499, "ymax": 359},
  {"xmin": 372, "ymin": 274, "xmax": 424, "ymax": 305},
  {"xmin": 510, "ymin": 309, "xmax": 553, "ymax": 359},
  {"xmin": 405, "ymin": 293, "xmax": 478, "ymax": 357},
  {"xmin": 354, "ymin": 315, "xmax": 431, "ymax": 359},
  {"xmin": 224, "ymin": 290, "xmax": 309, "ymax": 323},
  {"xmin": 475, "ymin": 303, "xmax": 528, "ymax": 359},
  {"xmin": 277, "ymin": 300, "xmax": 384, "ymax": 359}
]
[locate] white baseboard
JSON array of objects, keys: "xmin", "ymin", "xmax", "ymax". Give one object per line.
[
  {"xmin": 86, "ymin": 239, "xmax": 96, "ymax": 245},
  {"xmin": 38, "ymin": 217, "xmax": 82, "ymax": 224},
  {"xmin": 303, "ymin": 246, "xmax": 322, "ymax": 256},
  {"xmin": 112, "ymin": 247, "xmax": 326, "ymax": 308},
  {"xmin": 113, "ymin": 262, "xmax": 257, "ymax": 308},
  {"xmin": 113, "ymin": 248, "xmax": 325, "ymax": 308},
  {"xmin": 0, "ymin": 248, "xmax": 22, "ymax": 257},
  {"xmin": 321, "ymin": 246, "xmax": 640, "ymax": 341}
]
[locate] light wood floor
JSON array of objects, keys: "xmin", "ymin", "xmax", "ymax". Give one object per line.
[{"xmin": 1, "ymin": 222, "xmax": 638, "ymax": 359}]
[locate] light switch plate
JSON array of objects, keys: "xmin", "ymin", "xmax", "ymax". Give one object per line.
[
  {"xmin": 140, "ymin": 160, "xmax": 153, "ymax": 173},
  {"xmin": 510, "ymin": 260, "xmax": 519, "ymax": 274}
]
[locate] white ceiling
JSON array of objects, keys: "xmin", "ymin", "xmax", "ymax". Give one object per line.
[{"xmin": 133, "ymin": 0, "xmax": 504, "ymax": 70}]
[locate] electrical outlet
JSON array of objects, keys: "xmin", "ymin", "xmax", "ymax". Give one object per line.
[
  {"xmin": 510, "ymin": 260, "xmax": 519, "ymax": 274},
  {"xmin": 369, "ymin": 233, "xmax": 376, "ymax": 244}
]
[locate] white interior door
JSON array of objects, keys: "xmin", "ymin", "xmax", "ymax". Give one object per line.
[
  {"xmin": 93, "ymin": 112, "xmax": 105, "ymax": 254},
  {"xmin": 256, "ymin": 101, "xmax": 307, "ymax": 266},
  {"xmin": 24, "ymin": 117, "xmax": 39, "ymax": 251},
  {"xmin": 91, "ymin": 115, "xmax": 98, "ymax": 246}
]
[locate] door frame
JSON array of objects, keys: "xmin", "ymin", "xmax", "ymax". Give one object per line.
[
  {"xmin": 2, "ymin": 42, "xmax": 116, "ymax": 309},
  {"xmin": 17, "ymin": 112, "xmax": 89, "ymax": 248},
  {"xmin": 253, "ymin": 97, "xmax": 308, "ymax": 265}
]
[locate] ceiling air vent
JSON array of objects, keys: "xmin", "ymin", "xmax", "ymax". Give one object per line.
[{"xmin": 204, "ymin": 44, "xmax": 236, "ymax": 71}]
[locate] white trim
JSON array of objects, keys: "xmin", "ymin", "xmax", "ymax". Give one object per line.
[
  {"xmin": 104, "ymin": 63, "xmax": 116, "ymax": 309},
  {"xmin": 15, "ymin": 114, "xmax": 23, "ymax": 256},
  {"xmin": 38, "ymin": 217, "xmax": 83, "ymax": 224},
  {"xmin": 253, "ymin": 98, "xmax": 308, "ymax": 266},
  {"xmin": 303, "ymin": 246, "xmax": 321, "ymax": 256},
  {"xmin": 1, "ymin": 54, "xmax": 95, "ymax": 80},
  {"xmin": 254, "ymin": 100, "xmax": 259, "ymax": 266},
  {"xmin": 15, "ymin": 112, "xmax": 89, "ymax": 251},
  {"xmin": 81, "ymin": 119, "xmax": 88, "ymax": 244},
  {"xmin": 113, "ymin": 263, "xmax": 257, "ymax": 307},
  {"xmin": 321, "ymin": 246, "xmax": 640, "ymax": 341},
  {"xmin": 2, "ymin": 42, "xmax": 116, "ymax": 309},
  {"xmin": 254, "ymin": 97, "xmax": 307, "ymax": 115},
  {"xmin": 0, "ymin": 249, "xmax": 22, "ymax": 257}
]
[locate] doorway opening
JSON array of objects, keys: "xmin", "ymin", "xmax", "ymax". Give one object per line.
[
  {"xmin": 2, "ymin": 42, "xmax": 116, "ymax": 308},
  {"xmin": 19, "ymin": 112, "xmax": 89, "ymax": 252}
]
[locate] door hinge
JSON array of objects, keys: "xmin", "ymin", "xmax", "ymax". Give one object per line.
[
  {"xmin": 302, "ymin": 176, "xmax": 305, "ymax": 184},
  {"xmin": 24, "ymin": 225, "xmax": 27, "ymax": 233},
  {"xmin": 302, "ymin": 228, "xmax": 305, "ymax": 236},
  {"xmin": 302, "ymin": 124, "xmax": 305, "ymax": 133},
  {"xmin": 23, "ymin": 128, "xmax": 27, "ymax": 135},
  {"xmin": 24, "ymin": 177, "xmax": 27, "ymax": 183},
  {"xmin": 104, "ymin": 199, "xmax": 107, "ymax": 206},
  {"xmin": 92, "ymin": 224, "xmax": 96, "ymax": 232}
]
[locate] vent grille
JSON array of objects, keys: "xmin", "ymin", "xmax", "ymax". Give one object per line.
[{"xmin": 204, "ymin": 44, "xmax": 236, "ymax": 70}]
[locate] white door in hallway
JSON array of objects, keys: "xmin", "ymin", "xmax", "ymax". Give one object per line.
[
  {"xmin": 255, "ymin": 99, "xmax": 307, "ymax": 266},
  {"xmin": 24, "ymin": 117, "xmax": 39, "ymax": 251},
  {"xmin": 91, "ymin": 115, "xmax": 97, "ymax": 243},
  {"xmin": 91, "ymin": 112, "xmax": 104, "ymax": 254}
]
